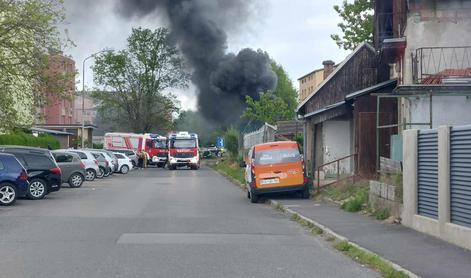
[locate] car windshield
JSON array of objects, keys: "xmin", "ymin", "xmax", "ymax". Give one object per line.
[
  {"xmin": 254, "ymin": 148, "xmax": 301, "ymax": 165},
  {"xmin": 170, "ymin": 139, "xmax": 196, "ymax": 149}
]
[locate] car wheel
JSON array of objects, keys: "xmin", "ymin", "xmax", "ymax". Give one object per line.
[
  {"xmin": 121, "ymin": 165, "xmax": 129, "ymax": 174},
  {"xmin": 85, "ymin": 169, "xmax": 96, "ymax": 181},
  {"xmin": 0, "ymin": 183, "xmax": 17, "ymax": 206},
  {"xmin": 68, "ymin": 173, "xmax": 84, "ymax": 188},
  {"xmin": 27, "ymin": 179, "xmax": 47, "ymax": 200},
  {"xmin": 250, "ymin": 191, "xmax": 259, "ymax": 203},
  {"xmin": 97, "ymin": 167, "xmax": 105, "ymax": 179}
]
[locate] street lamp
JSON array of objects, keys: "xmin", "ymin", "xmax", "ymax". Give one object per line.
[{"xmin": 81, "ymin": 50, "xmax": 107, "ymax": 148}]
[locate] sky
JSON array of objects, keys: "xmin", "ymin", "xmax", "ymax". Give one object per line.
[{"xmin": 63, "ymin": 0, "xmax": 349, "ymax": 111}]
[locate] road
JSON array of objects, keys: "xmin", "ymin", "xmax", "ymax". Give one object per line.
[{"xmin": 0, "ymin": 166, "xmax": 378, "ymax": 278}]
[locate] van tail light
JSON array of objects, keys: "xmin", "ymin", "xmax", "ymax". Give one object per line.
[
  {"xmin": 50, "ymin": 167, "xmax": 62, "ymax": 175},
  {"xmin": 94, "ymin": 160, "xmax": 98, "ymax": 165},
  {"xmin": 304, "ymin": 176, "xmax": 309, "ymax": 185},
  {"xmin": 79, "ymin": 161, "xmax": 85, "ymax": 169},
  {"xmin": 19, "ymin": 169, "xmax": 28, "ymax": 181}
]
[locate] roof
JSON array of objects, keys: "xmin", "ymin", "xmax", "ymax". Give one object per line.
[
  {"xmin": 302, "ymin": 101, "xmax": 347, "ymax": 119},
  {"xmin": 298, "ymin": 67, "xmax": 324, "ymax": 81},
  {"xmin": 391, "ymin": 84, "xmax": 471, "ymax": 96},
  {"xmin": 345, "ymin": 79, "xmax": 398, "ymax": 100},
  {"xmin": 32, "ymin": 127, "xmax": 73, "ymax": 136},
  {"xmin": 275, "ymin": 120, "xmax": 303, "ymax": 135},
  {"xmin": 421, "ymin": 68, "xmax": 471, "ymax": 84},
  {"xmin": 36, "ymin": 124, "xmax": 97, "ymax": 129},
  {"xmin": 297, "ymin": 42, "xmax": 376, "ymax": 112},
  {"xmin": 254, "ymin": 140, "xmax": 298, "ymax": 151}
]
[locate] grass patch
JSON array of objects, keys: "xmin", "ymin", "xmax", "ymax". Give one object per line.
[
  {"xmin": 373, "ymin": 208, "xmax": 391, "ymax": 220},
  {"xmin": 321, "ymin": 180, "xmax": 369, "ymax": 213},
  {"xmin": 334, "ymin": 241, "xmax": 409, "ymax": 278},
  {"xmin": 209, "ymin": 159, "xmax": 245, "ymax": 185}
]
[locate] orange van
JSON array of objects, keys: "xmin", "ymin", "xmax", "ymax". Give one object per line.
[{"xmin": 244, "ymin": 141, "xmax": 309, "ymax": 203}]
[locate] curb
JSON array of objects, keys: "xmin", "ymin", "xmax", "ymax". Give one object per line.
[
  {"xmin": 268, "ymin": 199, "xmax": 420, "ymax": 278},
  {"xmin": 208, "ymin": 166, "xmax": 419, "ymax": 278}
]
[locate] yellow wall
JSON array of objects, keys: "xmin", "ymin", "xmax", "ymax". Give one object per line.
[{"xmin": 298, "ymin": 69, "xmax": 325, "ymax": 102}]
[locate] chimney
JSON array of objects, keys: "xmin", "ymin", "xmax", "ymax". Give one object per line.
[{"xmin": 322, "ymin": 60, "xmax": 335, "ymax": 79}]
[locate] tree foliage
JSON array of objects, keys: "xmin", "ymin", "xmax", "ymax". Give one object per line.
[
  {"xmin": 0, "ymin": 0, "xmax": 68, "ymax": 131},
  {"xmin": 242, "ymin": 62, "xmax": 298, "ymax": 125},
  {"xmin": 92, "ymin": 27, "xmax": 189, "ymax": 133},
  {"xmin": 331, "ymin": 0, "xmax": 374, "ymax": 51}
]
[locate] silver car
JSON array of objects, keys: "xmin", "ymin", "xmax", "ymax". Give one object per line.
[{"xmin": 52, "ymin": 151, "xmax": 86, "ymax": 188}]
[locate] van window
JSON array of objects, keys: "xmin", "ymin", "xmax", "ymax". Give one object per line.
[{"xmin": 254, "ymin": 148, "xmax": 301, "ymax": 165}]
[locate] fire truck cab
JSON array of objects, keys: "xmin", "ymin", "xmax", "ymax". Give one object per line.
[
  {"xmin": 104, "ymin": 133, "xmax": 168, "ymax": 167},
  {"xmin": 168, "ymin": 132, "xmax": 199, "ymax": 170}
]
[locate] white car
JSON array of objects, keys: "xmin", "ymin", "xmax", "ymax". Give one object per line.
[
  {"xmin": 113, "ymin": 152, "xmax": 133, "ymax": 174},
  {"xmin": 63, "ymin": 149, "xmax": 100, "ymax": 181}
]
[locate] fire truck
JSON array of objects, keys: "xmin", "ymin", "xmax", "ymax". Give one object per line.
[
  {"xmin": 104, "ymin": 133, "xmax": 168, "ymax": 167},
  {"xmin": 167, "ymin": 132, "xmax": 200, "ymax": 170}
]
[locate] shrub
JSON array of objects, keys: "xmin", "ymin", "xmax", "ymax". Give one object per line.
[
  {"xmin": 93, "ymin": 143, "xmax": 104, "ymax": 149},
  {"xmin": 224, "ymin": 128, "xmax": 239, "ymax": 158},
  {"xmin": 0, "ymin": 132, "xmax": 60, "ymax": 149}
]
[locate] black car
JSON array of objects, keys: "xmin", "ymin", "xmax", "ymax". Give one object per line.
[{"xmin": 0, "ymin": 146, "xmax": 62, "ymax": 200}]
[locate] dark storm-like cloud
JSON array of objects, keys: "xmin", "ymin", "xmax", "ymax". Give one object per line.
[{"xmin": 115, "ymin": 0, "xmax": 277, "ymax": 125}]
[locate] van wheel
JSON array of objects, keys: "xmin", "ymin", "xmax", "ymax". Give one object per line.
[
  {"xmin": 27, "ymin": 179, "xmax": 47, "ymax": 200},
  {"xmin": 68, "ymin": 173, "xmax": 84, "ymax": 188},
  {"xmin": 0, "ymin": 183, "xmax": 17, "ymax": 206},
  {"xmin": 250, "ymin": 191, "xmax": 259, "ymax": 203},
  {"xmin": 85, "ymin": 169, "xmax": 96, "ymax": 181},
  {"xmin": 300, "ymin": 187, "xmax": 310, "ymax": 199}
]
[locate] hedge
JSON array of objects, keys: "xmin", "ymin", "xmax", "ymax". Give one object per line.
[{"xmin": 0, "ymin": 132, "xmax": 60, "ymax": 150}]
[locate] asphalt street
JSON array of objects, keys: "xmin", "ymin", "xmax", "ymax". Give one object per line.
[{"xmin": 0, "ymin": 166, "xmax": 378, "ymax": 278}]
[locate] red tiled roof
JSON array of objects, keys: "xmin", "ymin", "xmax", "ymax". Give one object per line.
[{"xmin": 422, "ymin": 68, "xmax": 471, "ymax": 84}]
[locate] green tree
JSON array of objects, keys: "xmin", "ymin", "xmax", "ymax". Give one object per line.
[
  {"xmin": 0, "ymin": 0, "xmax": 68, "ymax": 131},
  {"xmin": 331, "ymin": 0, "xmax": 374, "ymax": 51},
  {"xmin": 92, "ymin": 27, "xmax": 188, "ymax": 133},
  {"xmin": 242, "ymin": 62, "xmax": 298, "ymax": 124}
]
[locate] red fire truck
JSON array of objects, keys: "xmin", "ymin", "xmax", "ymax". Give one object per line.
[
  {"xmin": 104, "ymin": 133, "xmax": 168, "ymax": 167},
  {"xmin": 167, "ymin": 132, "xmax": 200, "ymax": 170}
]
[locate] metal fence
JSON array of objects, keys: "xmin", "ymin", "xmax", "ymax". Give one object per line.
[
  {"xmin": 417, "ymin": 130, "xmax": 439, "ymax": 219},
  {"xmin": 450, "ymin": 125, "xmax": 471, "ymax": 227},
  {"xmin": 243, "ymin": 123, "xmax": 276, "ymax": 150}
]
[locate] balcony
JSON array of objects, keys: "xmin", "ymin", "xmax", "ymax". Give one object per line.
[
  {"xmin": 413, "ymin": 46, "xmax": 471, "ymax": 84},
  {"xmin": 375, "ymin": 12, "xmax": 407, "ymax": 47}
]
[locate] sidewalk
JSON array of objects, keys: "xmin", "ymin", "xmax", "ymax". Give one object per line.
[{"xmin": 272, "ymin": 198, "xmax": 471, "ymax": 278}]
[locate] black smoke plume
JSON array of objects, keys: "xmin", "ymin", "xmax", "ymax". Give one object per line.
[{"xmin": 116, "ymin": 0, "xmax": 277, "ymax": 125}]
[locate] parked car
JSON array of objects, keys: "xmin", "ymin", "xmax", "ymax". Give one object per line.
[
  {"xmin": 86, "ymin": 149, "xmax": 115, "ymax": 176},
  {"xmin": 109, "ymin": 149, "xmax": 138, "ymax": 167},
  {"xmin": 52, "ymin": 151, "xmax": 86, "ymax": 188},
  {"xmin": 90, "ymin": 152, "xmax": 109, "ymax": 178},
  {"xmin": 244, "ymin": 141, "xmax": 309, "ymax": 203},
  {"xmin": 0, "ymin": 146, "xmax": 61, "ymax": 200},
  {"xmin": 0, "ymin": 153, "xmax": 29, "ymax": 205},
  {"xmin": 113, "ymin": 152, "xmax": 133, "ymax": 174},
  {"xmin": 101, "ymin": 150, "xmax": 119, "ymax": 172},
  {"xmin": 65, "ymin": 149, "xmax": 99, "ymax": 181}
]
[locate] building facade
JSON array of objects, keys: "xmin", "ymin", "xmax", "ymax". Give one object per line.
[
  {"xmin": 298, "ymin": 61, "xmax": 335, "ymax": 102},
  {"xmin": 38, "ymin": 54, "xmax": 76, "ymax": 125}
]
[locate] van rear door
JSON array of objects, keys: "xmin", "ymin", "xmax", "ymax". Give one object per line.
[{"xmin": 254, "ymin": 146, "xmax": 303, "ymax": 188}]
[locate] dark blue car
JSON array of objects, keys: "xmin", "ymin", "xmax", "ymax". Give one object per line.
[{"xmin": 0, "ymin": 153, "xmax": 29, "ymax": 206}]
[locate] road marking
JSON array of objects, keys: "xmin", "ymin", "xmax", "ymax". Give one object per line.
[{"xmin": 117, "ymin": 233, "xmax": 302, "ymax": 245}]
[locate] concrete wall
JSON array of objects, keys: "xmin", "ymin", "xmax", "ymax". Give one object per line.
[
  {"xmin": 407, "ymin": 96, "xmax": 471, "ymax": 130},
  {"xmin": 403, "ymin": 0, "xmax": 471, "ymax": 85},
  {"xmin": 402, "ymin": 126, "xmax": 471, "ymax": 250}
]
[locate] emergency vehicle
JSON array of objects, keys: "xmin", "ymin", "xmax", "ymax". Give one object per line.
[
  {"xmin": 167, "ymin": 132, "xmax": 200, "ymax": 170},
  {"xmin": 104, "ymin": 133, "xmax": 168, "ymax": 167}
]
